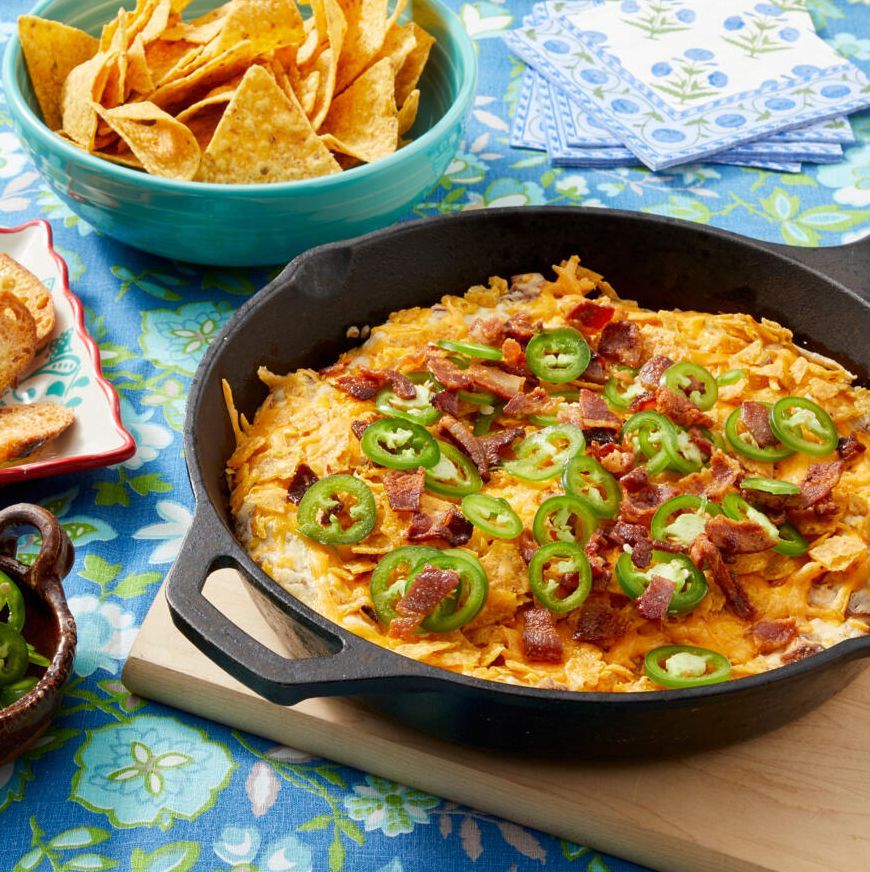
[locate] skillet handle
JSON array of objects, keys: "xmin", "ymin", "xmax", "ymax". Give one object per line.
[
  {"xmin": 754, "ymin": 235, "xmax": 870, "ymax": 300},
  {"xmin": 164, "ymin": 508, "xmax": 421, "ymax": 705}
]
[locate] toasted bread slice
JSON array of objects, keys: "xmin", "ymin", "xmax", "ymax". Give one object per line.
[
  {"xmin": 0, "ymin": 402, "xmax": 76, "ymax": 463},
  {"xmin": 0, "ymin": 254, "xmax": 55, "ymax": 347},
  {"xmin": 0, "ymin": 292, "xmax": 37, "ymax": 396}
]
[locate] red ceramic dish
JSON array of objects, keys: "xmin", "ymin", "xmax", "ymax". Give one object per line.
[{"xmin": 0, "ymin": 219, "xmax": 134, "ymax": 484}]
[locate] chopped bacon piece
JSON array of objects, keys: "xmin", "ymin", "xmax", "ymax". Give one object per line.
[
  {"xmin": 432, "ymin": 389, "xmax": 460, "ymax": 416},
  {"xmin": 680, "ymin": 450, "xmax": 741, "ymax": 500},
  {"xmin": 469, "ymin": 317, "xmax": 503, "ymax": 345},
  {"xmin": 437, "ymin": 414, "xmax": 488, "ymax": 479},
  {"xmin": 479, "ymin": 428, "xmax": 524, "ymax": 466},
  {"xmin": 581, "ymin": 354, "xmax": 608, "ymax": 385},
  {"xmin": 740, "ymin": 401, "xmax": 778, "ymax": 448},
  {"xmin": 523, "ymin": 608, "xmax": 564, "ymax": 662},
  {"xmin": 597, "ymin": 321, "xmax": 643, "ymax": 368},
  {"xmin": 350, "ymin": 417, "xmax": 378, "ymax": 440},
  {"xmin": 558, "ymin": 389, "xmax": 622, "ymax": 431},
  {"xmin": 837, "ymin": 434, "xmax": 866, "ymax": 462},
  {"xmin": 607, "ymin": 521, "xmax": 653, "ymax": 568},
  {"xmin": 373, "ymin": 368, "xmax": 416, "ymax": 400},
  {"xmin": 566, "ymin": 300, "xmax": 615, "ymax": 333},
  {"xmin": 797, "ymin": 461, "xmax": 844, "ymax": 508},
  {"xmin": 383, "ymin": 468, "xmax": 425, "ymax": 513},
  {"xmin": 629, "ymin": 392, "xmax": 657, "ymax": 413},
  {"xmin": 619, "ymin": 478, "xmax": 679, "ymax": 526},
  {"xmin": 504, "ymin": 313, "xmax": 538, "ymax": 343},
  {"xmin": 655, "ymin": 386, "xmax": 713, "ymax": 429},
  {"xmin": 638, "ymin": 354, "xmax": 674, "ymax": 389},
  {"xmin": 287, "ymin": 463, "xmax": 319, "ymax": 504},
  {"xmin": 407, "ymin": 506, "xmax": 473, "ymax": 546},
  {"xmin": 426, "ymin": 355, "xmax": 474, "ymax": 391},
  {"xmin": 467, "ymin": 362, "xmax": 525, "ymax": 399},
  {"xmin": 503, "ymin": 387, "xmax": 555, "ymax": 418},
  {"xmin": 688, "ymin": 427, "xmax": 714, "ymax": 458},
  {"xmin": 846, "ymin": 589, "xmax": 870, "ymax": 618},
  {"xmin": 336, "ymin": 373, "xmax": 381, "ymax": 400},
  {"xmin": 753, "ymin": 619, "xmax": 797, "ymax": 655},
  {"xmin": 389, "ymin": 566, "xmax": 461, "ymax": 638},
  {"xmin": 573, "ymin": 597, "xmax": 629, "ymax": 650},
  {"xmin": 500, "ymin": 338, "xmax": 526, "ymax": 372},
  {"xmin": 782, "ymin": 643, "xmax": 823, "ymax": 664},
  {"xmin": 508, "ymin": 273, "xmax": 547, "ymax": 300},
  {"xmin": 518, "ymin": 529, "xmax": 538, "ymax": 565},
  {"xmin": 593, "ymin": 442, "xmax": 635, "ymax": 476},
  {"xmin": 619, "ymin": 467, "xmax": 649, "ymax": 494},
  {"xmin": 691, "ymin": 534, "xmax": 756, "ymax": 620},
  {"xmin": 584, "ymin": 530, "xmax": 610, "ymax": 589},
  {"xmin": 636, "ymin": 576, "xmax": 675, "ymax": 621},
  {"xmin": 704, "ymin": 515, "xmax": 777, "ymax": 554}
]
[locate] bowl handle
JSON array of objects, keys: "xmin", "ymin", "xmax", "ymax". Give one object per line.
[{"xmin": 165, "ymin": 508, "xmax": 427, "ymax": 705}]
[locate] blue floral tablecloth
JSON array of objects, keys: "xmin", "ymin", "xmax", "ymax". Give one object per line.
[{"xmin": 0, "ymin": 2, "xmax": 867, "ymax": 871}]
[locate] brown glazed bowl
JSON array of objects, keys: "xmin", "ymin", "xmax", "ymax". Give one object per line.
[{"xmin": 0, "ymin": 504, "xmax": 76, "ymax": 764}]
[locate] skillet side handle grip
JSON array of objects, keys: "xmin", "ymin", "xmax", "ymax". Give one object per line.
[{"xmin": 164, "ymin": 514, "xmax": 393, "ymax": 705}]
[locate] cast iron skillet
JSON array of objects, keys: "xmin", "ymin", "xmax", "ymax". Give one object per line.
[{"xmin": 166, "ymin": 207, "xmax": 870, "ymax": 758}]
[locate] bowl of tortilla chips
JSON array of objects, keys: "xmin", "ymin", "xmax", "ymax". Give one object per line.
[{"xmin": 3, "ymin": 0, "xmax": 476, "ymax": 266}]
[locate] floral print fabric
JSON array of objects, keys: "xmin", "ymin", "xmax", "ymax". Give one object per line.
[{"xmin": 0, "ymin": 1, "xmax": 866, "ymax": 870}]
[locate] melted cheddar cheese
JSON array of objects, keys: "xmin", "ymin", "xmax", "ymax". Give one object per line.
[{"xmin": 226, "ymin": 258, "xmax": 870, "ymax": 692}]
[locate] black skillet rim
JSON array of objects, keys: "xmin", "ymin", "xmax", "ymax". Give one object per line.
[{"xmin": 181, "ymin": 205, "xmax": 870, "ymax": 706}]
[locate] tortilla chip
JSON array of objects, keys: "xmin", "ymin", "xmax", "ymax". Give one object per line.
[
  {"xmin": 161, "ymin": 15, "xmax": 226, "ymax": 44},
  {"xmin": 308, "ymin": 0, "xmax": 348, "ymax": 129},
  {"xmin": 18, "ymin": 16, "xmax": 99, "ymax": 131},
  {"xmin": 808, "ymin": 534, "xmax": 867, "ymax": 572},
  {"xmin": 95, "ymin": 101, "xmax": 201, "ymax": 180},
  {"xmin": 125, "ymin": 34, "xmax": 156, "ymax": 96},
  {"xmin": 205, "ymin": 0, "xmax": 305, "ymax": 59},
  {"xmin": 397, "ymin": 87, "xmax": 419, "ymax": 136},
  {"xmin": 182, "ymin": 104, "xmax": 226, "ymax": 150},
  {"xmin": 373, "ymin": 21, "xmax": 417, "ymax": 76},
  {"xmin": 140, "ymin": 0, "xmax": 173, "ymax": 44},
  {"xmin": 61, "ymin": 53, "xmax": 113, "ymax": 148},
  {"xmin": 176, "ymin": 83, "xmax": 236, "ymax": 123},
  {"xmin": 146, "ymin": 37, "xmax": 199, "ymax": 84},
  {"xmin": 321, "ymin": 57, "xmax": 397, "ymax": 163},
  {"xmin": 198, "ymin": 64, "xmax": 340, "ymax": 183},
  {"xmin": 334, "ymin": 0, "xmax": 391, "ymax": 94},
  {"xmin": 149, "ymin": 40, "xmax": 254, "ymax": 110},
  {"xmin": 395, "ymin": 22, "xmax": 434, "ymax": 106},
  {"xmin": 296, "ymin": 25, "xmax": 320, "ymax": 67}
]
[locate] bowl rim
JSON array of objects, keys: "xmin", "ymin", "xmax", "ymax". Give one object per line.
[{"xmin": 2, "ymin": 0, "xmax": 478, "ymax": 196}]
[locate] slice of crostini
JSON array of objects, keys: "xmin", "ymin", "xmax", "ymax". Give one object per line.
[
  {"xmin": 0, "ymin": 402, "xmax": 76, "ymax": 463},
  {"xmin": 0, "ymin": 291, "xmax": 37, "ymax": 396},
  {"xmin": 0, "ymin": 254, "xmax": 55, "ymax": 348}
]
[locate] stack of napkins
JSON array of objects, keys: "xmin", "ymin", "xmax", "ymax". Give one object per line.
[{"xmin": 505, "ymin": 0, "xmax": 870, "ymax": 172}]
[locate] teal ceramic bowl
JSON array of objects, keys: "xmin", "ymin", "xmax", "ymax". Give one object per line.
[{"xmin": 3, "ymin": 0, "xmax": 476, "ymax": 266}]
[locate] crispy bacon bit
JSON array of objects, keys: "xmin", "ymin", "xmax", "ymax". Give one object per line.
[
  {"xmin": 740, "ymin": 401, "xmax": 777, "ymax": 448},
  {"xmin": 389, "ymin": 567, "xmax": 461, "ymax": 638},
  {"xmin": 655, "ymin": 386, "xmax": 713, "ymax": 429},
  {"xmin": 691, "ymin": 534, "xmax": 756, "ymax": 621},
  {"xmin": 607, "ymin": 521, "xmax": 653, "ymax": 568},
  {"xmin": 593, "ymin": 442, "xmax": 635, "ymax": 476},
  {"xmin": 501, "ymin": 337, "xmax": 526, "ymax": 371},
  {"xmin": 566, "ymin": 300, "xmax": 615, "ymax": 333},
  {"xmin": 518, "ymin": 529, "xmax": 538, "ymax": 565},
  {"xmin": 351, "ymin": 417, "xmax": 378, "ymax": 440},
  {"xmin": 638, "ymin": 354, "xmax": 674, "ymax": 389},
  {"xmin": 837, "ymin": 434, "xmax": 866, "ymax": 462},
  {"xmin": 753, "ymin": 619, "xmax": 797, "ymax": 655},
  {"xmin": 376, "ymin": 368, "xmax": 416, "ymax": 400},
  {"xmin": 431, "ymin": 389, "xmax": 460, "ymax": 416},
  {"xmin": 523, "ymin": 608, "xmax": 564, "ymax": 662},
  {"xmin": 636, "ymin": 576, "xmax": 675, "ymax": 621},
  {"xmin": 579, "ymin": 354, "xmax": 607, "ymax": 385},
  {"xmin": 479, "ymin": 428, "xmax": 524, "ymax": 466},
  {"xmin": 629, "ymin": 392, "xmax": 657, "ymax": 413},
  {"xmin": 597, "ymin": 321, "xmax": 643, "ymax": 368},
  {"xmin": 509, "ymin": 273, "xmax": 547, "ymax": 299},
  {"xmin": 797, "ymin": 461, "xmax": 844, "ymax": 508},
  {"xmin": 383, "ymin": 468, "xmax": 425, "ymax": 513},
  {"xmin": 573, "ymin": 597, "xmax": 628, "ymax": 650},
  {"xmin": 688, "ymin": 427, "xmax": 714, "ymax": 458},
  {"xmin": 558, "ymin": 389, "xmax": 622, "ymax": 431},
  {"xmin": 619, "ymin": 478, "xmax": 679, "ymax": 526},
  {"xmin": 504, "ymin": 313, "xmax": 538, "ymax": 343},
  {"xmin": 846, "ymin": 589, "xmax": 870, "ymax": 618},
  {"xmin": 503, "ymin": 387, "xmax": 555, "ymax": 418},
  {"xmin": 426, "ymin": 355, "xmax": 474, "ymax": 390},
  {"xmin": 407, "ymin": 506, "xmax": 473, "ymax": 546},
  {"xmin": 782, "ymin": 643, "xmax": 823, "ymax": 664},
  {"xmin": 584, "ymin": 530, "xmax": 610, "ymax": 589},
  {"xmin": 470, "ymin": 312, "xmax": 537, "ymax": 347},
  {"xmin": 287, "ymin": 463, "xmax": 319, "ymax": 504},
  {"xmin": 467, "ymin": 362, "xmax": 525, "ymax": 399},
  {"xmin": 619, "ymin": 467, "xmax": 649, "ymax": 493},
  {"xmin": 336, "ymin": 373, "xmax": 381, "ymax": 400},
  {"xmin": 704, "ymin": 515, "xmax": 777, "ymax": 554},
  {"xmin": 680, "ymin": 450, "xmax": 741, "ymax": 500},
  {"xmin": 437, "ymin": 414, "xmax": 488, "ymax": 478}
]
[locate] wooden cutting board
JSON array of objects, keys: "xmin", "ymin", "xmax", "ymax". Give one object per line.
[{"xmin": 123, "ymin": 569, "xmax": 870, "ymax": 872}]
